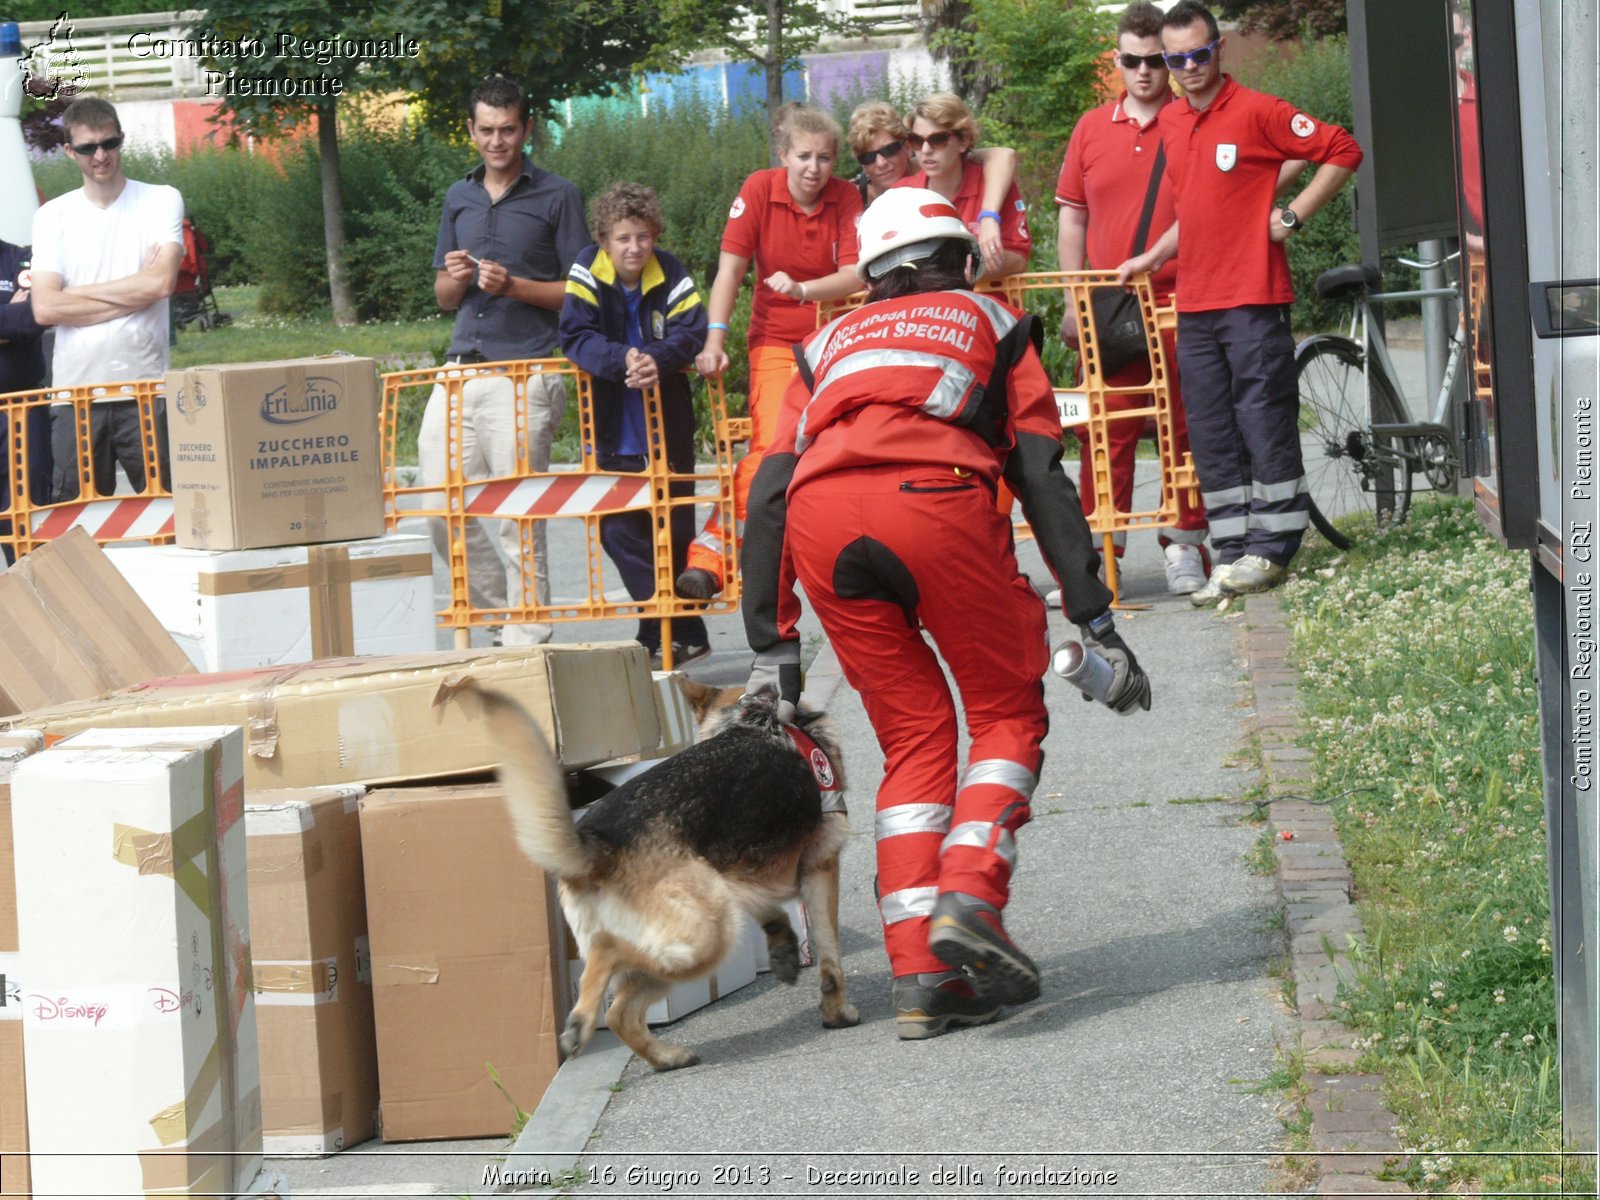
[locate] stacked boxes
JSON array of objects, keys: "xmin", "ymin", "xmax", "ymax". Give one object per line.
[
  {"xmin": 245, "ymin": 786, "xmax": 378, "ymax": 1155},
  {"xmin": 105, "ymin": 534, "xmax": 437, "ymax": 671},
  {"xmin": 9, "ymin": 727, "xmax": 269, "ymax": 1195},
  {"xmin": 0, "ymin": 731, "xmax": 42, "ymax": 1197}
]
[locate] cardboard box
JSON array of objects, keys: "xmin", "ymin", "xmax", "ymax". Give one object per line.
[
  {"xmin": 564, "ymin": 912, "xmax": 760, "ymax": 1029},
  {"xmin": 360, "ymin": 783, "xmax": 565, "ymax": 1142},
  {"xmin": 105, "ymin": 534, "xmax": 437, "ymax": 672},
  {"xmin": 584, "ymin": 670, "xmax": 700, "ymax": 790},
  {"xmin": 2, "ymin": 643, "xmax": 661, "ymax": 789},
  {"xmin": 0, "ymin": 731, "xmax": 43, "ymax": 1200},
  {"xmin": 10, "ymin": 726, "xmax": 262, "ymax": 1196},
  {"xmin": 246, "ymin": 786, "xmax": 378, "ymax": 1156},
  {"xmin": 168, "ymin": 355, "xmax": 383, "ymax": 551},
  {"xmin": 0, "ymin": 528, "xmax": 196, "ymax": 717}
]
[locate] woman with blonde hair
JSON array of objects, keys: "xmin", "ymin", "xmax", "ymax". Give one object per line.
[
  {"xmin": 848, "ymin": 98, "xmax": 1021, "ymax": 276},
  {"xmin": 893, "ymin": 92, "xmax": 1031, "ymax": 280},
  {"xmin": 676, "ymin": 104, "xmax": 864, "ymax": 601}
]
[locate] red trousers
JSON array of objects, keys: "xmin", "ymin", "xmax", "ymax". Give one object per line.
[
  {"xmin": 1075, "ymin": 329, "xmax": 1207, "ymax": 552},
  {"xmin": 787, "ymin": 464, "xmax": 1049, "ymax": 976}
]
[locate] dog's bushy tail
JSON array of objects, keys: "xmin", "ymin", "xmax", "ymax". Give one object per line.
[{"xmin": 481, "ymin": 689, "xmax": 591, "ymax": 880}]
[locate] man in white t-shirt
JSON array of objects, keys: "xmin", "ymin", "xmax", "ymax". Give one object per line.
[{"xmin": 30, "ymin": 96, "xmax": 183, "ymax": 499}]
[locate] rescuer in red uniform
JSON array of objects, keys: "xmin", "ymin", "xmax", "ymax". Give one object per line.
[{"xmin": 740, "ymin": 189, "xmax": 1152, "ymax": 1040}]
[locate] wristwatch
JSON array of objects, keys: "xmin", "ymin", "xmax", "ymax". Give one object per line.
[{"xmin": 1279, "ymin": 206, "xmax": 1302, "ymax": 230}]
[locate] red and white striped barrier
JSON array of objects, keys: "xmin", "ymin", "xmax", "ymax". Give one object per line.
[
  {"xmin": 29, "ymin": 497, "xmax": 176, "ymax": 541},
  {"xmin": 463, "ymin": 474, "xmax": 653, "ymax": 517}
]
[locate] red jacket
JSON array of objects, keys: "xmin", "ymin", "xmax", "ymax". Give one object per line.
[{"xmin": 742, "ymin": 289, "xmax": 1113, "ymax": 651}]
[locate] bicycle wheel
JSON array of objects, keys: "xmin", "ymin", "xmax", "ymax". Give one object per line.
[
  {"xmin": 1307, "ymin": 497, "xmax": 1351, "ymax": 550},
  {"xmin": 1295, "ymin": 337, "xmax": 1413, "ymax": 542}
]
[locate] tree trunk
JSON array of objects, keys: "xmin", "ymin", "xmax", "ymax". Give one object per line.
[
  {"xmin": 316, "ymin": 100, "xmax": 357, "ymax": 326},
  {"xmin": 765, "ymin": 0, "xmax": 784, "ymax": 164}
]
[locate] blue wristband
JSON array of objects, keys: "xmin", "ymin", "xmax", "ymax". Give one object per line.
[
  {"xmin": 978, "ymin": 209, "xmax": 1002, "ymax": 223},
  {"xmin": 708, "ymin": 322, "xmax": 729, "ymax": 332}
]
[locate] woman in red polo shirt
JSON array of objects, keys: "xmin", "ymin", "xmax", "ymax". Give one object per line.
[
  {"xmin": 677, "ymin": 105, "xmax": 864, "ymax": 600},
  {"xmin": 893, "ymin": 93, "xmax": 1031, "ymax": 282}
]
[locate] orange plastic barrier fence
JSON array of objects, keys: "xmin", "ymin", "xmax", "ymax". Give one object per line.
[
  {"xmin": 821, "ymin": 272, "xmax": 1197, "ymax": 607},
  {"xmin": 0, "ymin": 381, "xmax": 175, "ymax": 561},
  {"xmin": 379, "ymin": 357, "xmax": 745, "ymax": 667}
]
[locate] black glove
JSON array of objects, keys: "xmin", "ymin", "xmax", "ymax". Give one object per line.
[
  {"xmin": 1078, "ymin": 616, "xmax": 1152, "ymax": 715},
  {"xmin": 745, "ymin": 648, "xmax": 801, "ymax": 723}
]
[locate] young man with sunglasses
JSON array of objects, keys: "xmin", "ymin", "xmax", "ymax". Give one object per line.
[
  {"xmin": 1117, "ymin": 0, "xmax": 1362, "ymax": 604},
  {"xmin": 1056, "ymin": 1, "xmax": 1210, "ymax": 597},
  {"xmin": 30, "ymin": 96, "xmax": 182, "ymax": 501}
]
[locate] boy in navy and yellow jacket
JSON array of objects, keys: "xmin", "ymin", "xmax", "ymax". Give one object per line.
[{"xmin": 559, "ymin": 183, "xmax": 710, "ymax": 662}]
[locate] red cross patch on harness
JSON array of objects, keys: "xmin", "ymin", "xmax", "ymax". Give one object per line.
[
  {"xmin": 1290, "ymin": 113, "xmax": 1317, "ymax": 138},
  {"xmin": 784, "ymin": 725, "xmax": 844, "ymax": 811}
]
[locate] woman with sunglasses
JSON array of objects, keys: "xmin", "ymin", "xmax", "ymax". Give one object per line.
[
  {"xmin": 893, "ymin": 93, "xmax": 1031, "ymax": 281},
  {"xmin": 677, "ymin": 104, "xmax": 864, "ymax": 602},
  {"xmin": 847, "ymin": 101, "xmax": 1019, "ymax": 273}
]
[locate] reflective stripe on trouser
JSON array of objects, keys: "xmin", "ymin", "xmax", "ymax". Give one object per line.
[
  {"xmin": 417, "ymin": 371, "xmax": 567, "ymax": 642},
  {"xmin": 785, "ymin": 463, "xmax": 1049, "ymax": 976},
  {"xmin": 685, "ymin": 343, "xmax": 795, "ymax": 583},
  {"xmin": 1175, "ymin": 304, "xmax": 1307, "ymax": 565},
  {"xmin": 1075, "ymin": 325, "xmax": 1207, "ymax": 555}
]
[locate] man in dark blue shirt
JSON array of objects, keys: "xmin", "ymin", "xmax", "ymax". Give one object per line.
[
  {"xmin": 1, "ymin": 236, "xmax": 52, "ymax": 564},
  {"xmin": 421, "ymin": 76, "xmax": 589, "ymax": 644}
]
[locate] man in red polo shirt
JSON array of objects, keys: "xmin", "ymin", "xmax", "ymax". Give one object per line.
[
  {"xmin": 1057, "ymin": 1, "xmax": 1209, "ymax": 597},
  {"xmin": 1118, "ymin": 0, "xmax": 1362, "ymax": 605}
]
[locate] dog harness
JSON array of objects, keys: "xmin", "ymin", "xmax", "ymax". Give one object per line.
[{"xmin": 784, "ymin": 725, "xmax": 846, "ymax": 814}]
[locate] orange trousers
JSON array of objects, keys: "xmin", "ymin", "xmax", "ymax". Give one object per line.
[{"xmin": 686, "ymin": 344, "xmax": 795, "ymax": 585}]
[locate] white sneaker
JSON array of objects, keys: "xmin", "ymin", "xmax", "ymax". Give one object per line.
[
  {"xmin": 1222, "ymin": 553, "xmax": 1287, "ymax": 594},
  {"xmin": 1044, "ymin": 587, "xmax": 1063, "ymax": 609},
  {"xmin": 1163, "ymin": 544, "xmax": 1208, "ymax": 596},
  {"xmin": 1190, "ymin": 561, "xmax": 1236, "ymax": 608}
]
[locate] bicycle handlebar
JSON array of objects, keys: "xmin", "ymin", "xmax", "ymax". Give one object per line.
[{"xmin": 1395, "ymin": 251, "xmax": 1462, "ymax": 271}]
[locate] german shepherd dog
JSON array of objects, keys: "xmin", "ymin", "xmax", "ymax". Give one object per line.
[{"xmin": 481, "ymin": 686, "xmax": 858, "ymax": 1071}]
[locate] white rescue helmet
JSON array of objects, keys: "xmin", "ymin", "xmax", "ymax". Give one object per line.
[{"xmin": 855, "ymin": 187, "xmax": 978, "ymax": 281}]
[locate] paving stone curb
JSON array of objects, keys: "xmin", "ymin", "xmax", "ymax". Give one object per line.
[{"xmin": 1241, "ymin": 594, "xmax": 1411, "ymax": 1196}]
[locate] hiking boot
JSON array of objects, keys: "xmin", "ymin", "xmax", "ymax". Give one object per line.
[
  {"xmin": 927, "ymin": 892, "xmax": 1041, "ymax": 1006},
  {"xmin": 1219, "ymin": 553, "xmax": 1287, "ymax": 595},
  {"xmin": 1163, "ymin": 543, "xmax": 1208, "ymax": 596},
  {"xmin": 675, "ymin": 567, "xmax": 721, "ymax": 600},
  {"xmin": 1189, "ymin": 560, "xmax": 1238, "ymax": 608},
  {"xmin": 893, "ymin": 971, "xmax": 1001, "ymax": 1040}
]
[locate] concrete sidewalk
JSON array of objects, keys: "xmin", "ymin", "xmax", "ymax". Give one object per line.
[{"xmin": 276, "ymin": 498, "xmax": 1295, "ymax": 1198}]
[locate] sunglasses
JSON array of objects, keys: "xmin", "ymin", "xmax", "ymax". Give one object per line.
[
  {"xmin": 70, "ymin": 134, "xmax": 124, "ymax": 156},
  {"xmin": 856, "ymin": 139, "xmax": 905, "ymax": 167},
  {"xmin": 1119, "ymin": 52, "xmax": 1167, "ymax": 70},
  {"xmin": 906, "ymin": 130, "xmax": 957, "ymax": 152},
  {"xmin": 1162, "ymin": 39, "xmax": 1221, "ymax": 69}
]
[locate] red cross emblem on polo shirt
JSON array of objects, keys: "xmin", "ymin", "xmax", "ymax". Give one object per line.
[{"xmin": 1291, "ymin": 113, "xmax": 1317, "ymax": 138}]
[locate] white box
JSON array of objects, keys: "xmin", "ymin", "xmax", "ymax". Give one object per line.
[
  {"xmin": 11, "ymin": 726, "xmax": 264, "ymax": 1196},
  {"xmin": 103, "ymin": 534, "xmax": 436, "ymax": 671},
  {"xmin": 568, "ymin": 913, "xmax": 760, "ymax": 1029},
  {"xmin": 753, "ymin": 898, "xmax": 812, "ymax": 971}
]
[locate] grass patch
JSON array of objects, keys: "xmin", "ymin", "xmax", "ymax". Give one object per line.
[
  {"xmin": 1282, "ymin": 498, "xmax": 1590, "ymax": 1195},
  {"xmin": 1167, "ymin": 793, "xmax": 1231, "ymax": 805}
]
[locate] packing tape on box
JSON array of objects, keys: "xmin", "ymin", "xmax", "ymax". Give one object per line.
[
  {"xmin": 253, "ymin": 958, "xmax": 339, "ymax": 1006},
  {"xmin": 139, "ymin": 1086, "xmax": 262, "ymax": 1193},
  {"xmin": 195, "ymin": 553, "xmax": 431, "ymax": 599},
  {"xmin": 306, "ymin": 544, "xmax": 356, "ymax": 659},
  {"xmin": 245, "ymin": 801, "xmax": 317, "ymax": 837},
  {"xmin": 371, "ymin": 956, "xmax": 440, "ymax": 987}
]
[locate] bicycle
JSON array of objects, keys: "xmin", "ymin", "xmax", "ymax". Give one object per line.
[{"xmin": 1295, "ymin": 252, "xmax": 1467, "ymax": 550}]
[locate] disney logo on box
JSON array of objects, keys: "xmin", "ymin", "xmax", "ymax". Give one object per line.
[
  {"xmin": 148, "ymin": 986, "xmax": 197, "ymax": 1015},
  {"xmin": 262, "ymin": 376, "xmax": 342, "ymax": 425},
  {"xmin": 28, "ymin": 994, "xmax": 109, "ymax": 1026}
]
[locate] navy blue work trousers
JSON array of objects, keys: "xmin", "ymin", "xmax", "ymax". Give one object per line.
[
  {"xmin": 598, "ymin": 453, "xmax": 707, "ymax": 654},
  {"xmin": 1175, "ymin": 304, "xmax": 1308, "ymax": 566}
]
